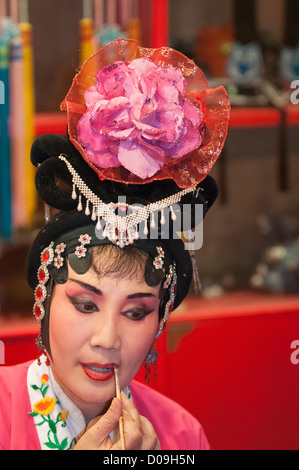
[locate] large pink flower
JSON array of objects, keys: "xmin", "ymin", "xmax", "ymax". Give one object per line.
[
  {"xmin": 61, "ymin": 39, "xmax": 230, "ymax": 188},
  {"xmin": 76, "ymin": 58, "xmax": 203, "ymax": 179}
]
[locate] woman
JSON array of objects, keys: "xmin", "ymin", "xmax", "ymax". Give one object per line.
[{"xmin": 0, "ymin": 39, "xmax": 230, "ymax": 450}]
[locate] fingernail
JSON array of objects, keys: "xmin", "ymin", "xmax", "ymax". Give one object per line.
[{"xmin": 110, "ymin": 397, "xmax": 119, "ymax": 410}]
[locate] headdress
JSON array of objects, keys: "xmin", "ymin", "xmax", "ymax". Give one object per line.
[{"xmin": 26, "ymin": 39, "xmax": 230, "ymax": 362}]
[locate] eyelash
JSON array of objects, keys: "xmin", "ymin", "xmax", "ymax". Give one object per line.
[
  {"xmin": 121, "ymin": 308, "xmax": 154, "ymax": 322},
  {"xmin": 67, "ymin": 295, "xmax": 154, "ymax": 321},
  {"xmin": 68, "ymin": 297, "xmax": 99, "ymax": 314}
]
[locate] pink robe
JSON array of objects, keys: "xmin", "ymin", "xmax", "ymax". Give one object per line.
[{"xmin": 0, "ymin": 361, "xmax": 209, "ymax": 450}]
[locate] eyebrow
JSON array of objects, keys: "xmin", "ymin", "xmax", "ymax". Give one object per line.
[
  {"xmin": 69, "ymin": 279, "xmax": 102, "ymax": 296},
  {"xmin": 126, "ymin": 292, "xmax": 155, "ymax": 299},
  {"xmin": 68, "ymin": 278, "xmax": 156, "ymax": 299}
]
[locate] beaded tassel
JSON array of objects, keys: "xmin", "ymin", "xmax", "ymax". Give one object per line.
[
  {"xmin": 187, "ymin": 229, "xmax": 202, "ymax": 295},
  {"xmin": 35, "ymin": 333, "xmax": 50, "ymax": 366},
  {"xmin": 144, "ymin": 346, "xmax": 158, "ymax": 384},
  {"xmin": 58, "ymin": 155, "xmax": 198, "ymax": 248}
]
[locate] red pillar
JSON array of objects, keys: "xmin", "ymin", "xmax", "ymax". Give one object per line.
[{"xmin": 152, "ymin": 0, "xmax": 169, "ymax": 47}]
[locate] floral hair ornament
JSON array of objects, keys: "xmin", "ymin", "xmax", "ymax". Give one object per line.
[
  {"xmin": 33, "ymin": 234, "xmax": 90, "ymax": 324},
  {"xmin": 75, "ymin": 233, "xmax": 91, "ymax": 258},
  {"xmin": 34, "ymin": 242, "xmax": 57, "ymax": 365},
  {"xmin": 153, "ymin": 246, "xmax": 164, "ymax": 269},
  {"xmin": 61, "ymin": 39, "xmax": 230, "ymax": 187},
  {"xmin": 53, "ymin": 242, "xmax": 66, "ymax": 268},
  {"xmin": 33, "ymin": 234, "xmax": 91, "ymax": 364},
  {"xmin": 57, "ymin": 39, "xmax": 230, "ymax": 246},
  {"xmin": 33, "ymin": 243, "xmax": 54, "ymax": 324}
]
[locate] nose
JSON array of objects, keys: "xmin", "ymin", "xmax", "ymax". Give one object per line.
[{"xmin": 89, "ymin": 306, "xmax": 121, "ymax": 351}]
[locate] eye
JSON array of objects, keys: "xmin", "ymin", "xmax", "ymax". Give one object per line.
[
  {"xmin": 76, "ymin": 301, "xmax": 99, "ymax": 314},
  {"xmin": 67, "ymin": 295, "xmax": 99, "ymax": 315},
  {"xmin": 122, "ymin": 308, "xmax": 155, "ymax": 322}
]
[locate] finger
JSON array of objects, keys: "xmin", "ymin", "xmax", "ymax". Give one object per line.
[
  {"xmin": 121, "ymin": 392, "xmax": 144, "ymax": 449},
  {"xmin": 90, "ymin": 397, "xmax": 122, "ymax": 447},
  {"xmin": 120, "ymin": 392, "xmax": 159, "ymax": 450},
  {"xmin": 140, "ymin": 416, "xmax": 161, "ymax": 450},
  {"xmin": 121, "ymin": 392, "xmax": 142, "ymax": 430},
  {"xmin": 118, "ymin": 395, "xmax": 143, "ymax": 450}
]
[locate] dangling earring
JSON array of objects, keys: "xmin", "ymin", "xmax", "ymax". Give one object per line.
[
  {"xmin": 144, "ymin": 345, "xmax": 158, "ymax": 384},
  {"xmin": 35, "ymin": 333, "xmax": 50, "ymax": 366}
]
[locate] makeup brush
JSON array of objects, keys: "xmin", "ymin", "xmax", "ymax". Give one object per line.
[{"xmin": 114, "ymin": 366, "xmax": 125, "ymax": 450}]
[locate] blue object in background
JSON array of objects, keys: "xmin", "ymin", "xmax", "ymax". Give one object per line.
[
  {"xmin": 0, "ymin": 19, "xmax": 19, "ymax": 239},
  {"xmin": 280, "ymin": 43, "xmax": 299, "ymax": 82},
  {"xmin": 95, "ymin": 24, "xmax": 127, "ymax": 46},
  {"xmin": 0, "ymin": 41, "xmax": 12, "ymax": 239},
  {"xmin": 227, "ymin": 41, "xmax": 264, "ymax": 86}
]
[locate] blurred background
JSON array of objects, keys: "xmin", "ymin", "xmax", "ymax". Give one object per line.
[{"xmin": 0, "ymin": 0, "xmax": 299, "ymax": 450}]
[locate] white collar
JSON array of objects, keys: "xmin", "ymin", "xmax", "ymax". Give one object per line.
[{"xmin": 49, "ymin": 368, "xmax": 86, "ymax": 438}]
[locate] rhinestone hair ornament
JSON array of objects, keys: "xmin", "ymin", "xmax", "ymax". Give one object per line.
[{"xmin": 59, "ymin": 154, "xmax": 197, "ymax": 247}]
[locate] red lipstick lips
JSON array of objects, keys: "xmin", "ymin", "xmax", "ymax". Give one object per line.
[{"xmin": 81, "ymin": 363, "xmax": 115, "ymax": 381}]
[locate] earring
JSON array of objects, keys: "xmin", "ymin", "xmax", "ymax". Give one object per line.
[
  {"xmin": 144, "ymin": 345, "xmax": 158, "ymax": 384},
  {"xmin": 155, "ymin": 261, "xmax": 177, "ymax": 340},
  {"xmin": 35, "ymin": 333, "xmax": 50, "ymax": 366}
]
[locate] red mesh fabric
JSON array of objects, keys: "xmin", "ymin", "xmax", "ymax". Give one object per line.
[{"xmin": 61, "ymin": 39, "xmax": 230, "ymax": 188}]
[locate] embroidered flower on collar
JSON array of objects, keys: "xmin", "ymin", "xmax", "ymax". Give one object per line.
[
  {"xmin": 33, "ymin": 397, "xmax": 57, "ymax": 415},
  {"xmin": 29, "ymin": 373, "xmax": 74, "ymax": 450},
  {"xmin": 41, "ymin": 373, "xmax": 49, "ymax": 384}
]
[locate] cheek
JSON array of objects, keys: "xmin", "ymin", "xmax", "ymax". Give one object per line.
[
  {"xmin": 49, "ymin": 295, "xmax": 86, "ymax": 360},
  {"xmin": 121, "ymin": 313, "xmax": 159, "ymax": 374}
]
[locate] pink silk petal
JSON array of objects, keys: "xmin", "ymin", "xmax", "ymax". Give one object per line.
[{"xmin": 118, "ymin": 139, "xmax": 165, "ymax": 179}]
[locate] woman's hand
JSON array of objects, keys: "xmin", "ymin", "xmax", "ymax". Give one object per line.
[
  {"xmin": 73, "ymin": 392, "xmax": 160, "ymax": 450},
  {"xmin": 119, "ymin": 392, "xmax": 161, "ymax": 450}
]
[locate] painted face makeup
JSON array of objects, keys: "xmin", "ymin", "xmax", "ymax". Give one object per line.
[{"xmin": 48, "ymin": 264, "xmax": 161, "ymax": 421}]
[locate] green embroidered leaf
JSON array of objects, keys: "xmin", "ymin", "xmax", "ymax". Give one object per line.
[
  {"xmin": 66, "ymin": 438, "xmax": 76, "ymax": 450},
  {"xmin": 41, "ymin": 384, "xmax": 49, "ymax": 397},
  {"xmin": 28, "ymin": 412, "xmax": 38, "ymax": 417},
  {"xmin": 31, "ymin": 384, "xmax": 39, "ymax": 390},
  {"xmin": 44, "ymin": 441, "xmax": 58, "ymax": 449},
  {"xmin": 48, "ymin": 418, "xmax": 57, "ymax": 434},
  {"xmin": 60, "ymin": 437, "xmax": 68, "ymax": 450}
]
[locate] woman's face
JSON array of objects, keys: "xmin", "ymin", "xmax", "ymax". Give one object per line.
[{"xmin": 49, "ymin": 263, "xmax": 161, "ymax": 421}]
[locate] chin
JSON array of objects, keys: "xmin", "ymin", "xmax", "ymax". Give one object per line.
[{"xmin": 75, "ymin": 380, "xmax": 115, "ymax": 406}]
